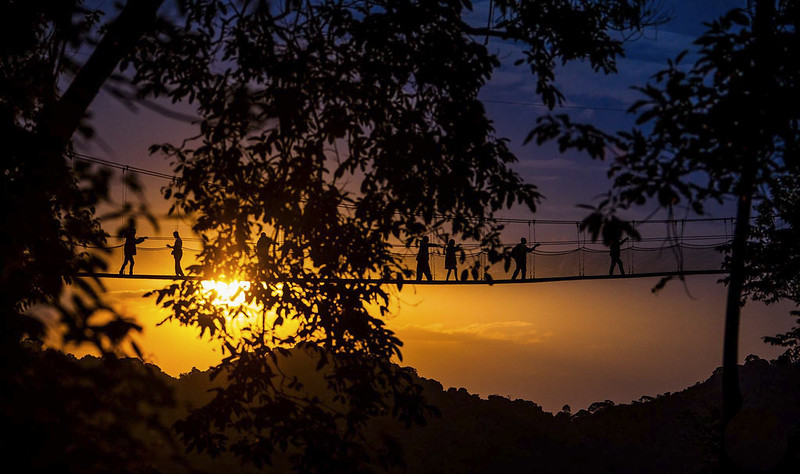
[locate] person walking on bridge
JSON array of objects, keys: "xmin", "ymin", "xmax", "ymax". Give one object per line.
[
  {"xmin": 609, "ymin": 236, "xmax": 629, "ymax": 275},
  {"xmin": 444, "ymin": 239, "xmax": 458, "ymax": 281},
  {"xmin": 166, "ymin": 231, "xmax": 184, "ymax": 277},
  {"xmin": 416, "ymin": 236, "xmax": 441, "ymax": 281},
  {"xmin": 118, "ymin": 220, "xmax": 147, "ymax": 275},
  {"xmin": 510, "ymin": 238, "xmax": 540, "ymax": 280},
  {"xmin": 256, "ymin": 232, "xmax": 270, "ymax": 267}
]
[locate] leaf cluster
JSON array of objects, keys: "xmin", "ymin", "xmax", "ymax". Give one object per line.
[
  {"xmin": 2, "ymin": 1, "xmax": 174, "ymax": 470},
  {"xmin": 480, "ymin": 0, "xmax": 669, "ymax": 107}
]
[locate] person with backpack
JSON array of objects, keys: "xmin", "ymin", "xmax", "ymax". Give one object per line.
[
  {"xmin": 416, "ymin": 236, "xmax": 441, "ymax": 281},
  {"xmin": 119, "ymin": 220, "xmax": 147, "ymax": 275},
  {"xmin": 510, "ymin": 237, "xmax": 540, "ymax": 280}
]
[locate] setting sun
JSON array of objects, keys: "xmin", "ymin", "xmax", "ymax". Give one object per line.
[{"xmin": 200, "ymin": 280, "xmax": 250, "ymax": 307}]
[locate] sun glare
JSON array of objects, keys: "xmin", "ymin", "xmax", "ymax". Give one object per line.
[
  {"xmin": 198, "ymin": 280, "xmax": 295, "ymax": 341},
  {"xmin": 201, "ymin": 280, "xmax": 251, "ymax": 306}
]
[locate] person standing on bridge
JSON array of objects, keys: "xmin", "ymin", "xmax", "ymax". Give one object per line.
[
  {"xmin": 118, "ymin": 220, "xmax": 147, "ymax": 275},
  {"xmin": 444, "ymin": 239, "xmax": 458, "ymax": 281},
  {"xmin": 510, "ymin": 238, "xmax": 540, "ymax": 280},
  {"xmin": 166, "ymin": 231, "xmax": 184, "ymax": 277},
  {"xmin": 416, "ymin": 236, "xmax": 441, "ymax": 281},
  {"xmin": 608, "ymin": 236, "xmax": 629, "ymax": 275},
  {"xmin": 256, "ymin": 232, "xmax": 270, "ymax": 267}
]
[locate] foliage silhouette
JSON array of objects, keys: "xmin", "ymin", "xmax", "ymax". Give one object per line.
[
  {"xmin": 1, "ymin": 346, "xmax": 180, "ymax": 472},
  {"xmin": 137, "ymin": 1, "xmax": 662, "ymax": 469},
  {"xmin": 749, "ymin": 172, "xmax": 800, "ymax": 362},
  {"xmin": 1, "ymin": 1, "xmax": 171, "ymax": 470},
  {"xmin": 528, "ymin": 0, "xmax": 800, "ymax": 468},
  {"xmin": 3, "ymin": 0, "xmax": 663, "ymax": 471}
]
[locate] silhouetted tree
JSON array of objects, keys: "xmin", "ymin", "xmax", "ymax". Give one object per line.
[
  {"xmin": 141, "ymin": 0, "xmax": 663, "ymax": 470},
  {"xmin": 753, "ymin": 174, "xmax": 800, "ymax": 361},
  {"xmin": 2, "ymin": 0, "xmax": 664, "ymax": 471},
  {"xmin": 1, "ymin": 1, "xmax": 174, "ymax": 470},
  {"xmin": 529, "ymin": 0, "xmax": 800, "ymax": 468},
  {"xmin": 2, "ymin": 0, "xmax": 162, "ymax": 348}
]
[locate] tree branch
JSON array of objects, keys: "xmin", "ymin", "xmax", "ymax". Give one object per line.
[{"xmin": 40, "ymin": 0, "xmax": 164, "ymax": 145}]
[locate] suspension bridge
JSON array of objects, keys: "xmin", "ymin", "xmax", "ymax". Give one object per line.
[
  {"xmin": 77, "ymin": 217, "xmax": 733, "ymax": 285},
  {"xmin": 69, "ymin": 152, "xmax": 736, "ymax": 285}
]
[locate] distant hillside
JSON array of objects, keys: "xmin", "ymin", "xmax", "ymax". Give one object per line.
[
  {"xmin": 388, "ymin": 357, "xmax": 800, "ymax": 473},
  {"xmin": 78, "ymin": 352, "xmax": 800, "ymax": 473}
]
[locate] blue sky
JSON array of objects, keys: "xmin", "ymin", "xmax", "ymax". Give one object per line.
[{"xmin": 475, "ymin": 0, "xmax": 749, "ymax": 222}]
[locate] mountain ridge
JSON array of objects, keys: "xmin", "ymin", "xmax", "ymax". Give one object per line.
[
  {"xmin": 138, "ymin": 351, "xmax": 800, "ymax": 472},
  {"xmin": 50, "ymin": 348, "xmax": 800, "ymax": 472}
]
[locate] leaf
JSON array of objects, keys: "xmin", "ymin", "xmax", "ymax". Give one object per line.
[
  {"xmin": 728, "ymin": 8, "xmax": 750, "ymax": 26},
  {"xmin": 652, "ymin": 275, "xmax": 673, "ymax": 293}
]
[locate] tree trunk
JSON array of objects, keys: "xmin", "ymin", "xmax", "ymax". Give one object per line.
[
  {"xmin": 40, "ymin": 0, "xmax": 164, "ymax": 146},
  {"xmin": 720, "ymin": 0, "xmax": 774, "ymax": 468},
  {"xmin": 721, "ymin": 186, "xmax": 753, "ymax": 425}
]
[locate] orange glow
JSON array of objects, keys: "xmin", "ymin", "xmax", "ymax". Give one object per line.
[
  {"xmin": 197, "ymin": 279, "xmax": 293, "ymax": 338},
  {"xmin": 99, "ymin": 273, "xmax": 794, "ymax": 413},
  {"xmin": 200, "ymin": 279, "xmax": 251, "ymax": 307}
]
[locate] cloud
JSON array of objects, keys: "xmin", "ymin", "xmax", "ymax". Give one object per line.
[
  {"xmin": 489, "ymin": 70, "xmax": 526, "ymax": 87},
  {"xmin": 395, "ymin": 321, "xmax": 551, "ymax": 346},
  {"xmin": 625, "ymin": 29, "xmax": 700, "ymax": 63},
  {"xmin": 531, "ymin": 175, "xmax": 562, "ymax": 182},
  {"xmin": 513, "ymin": 157, "xmax": 580, "ymax": 171},
  {"xmin": 106, "ymin": 289, "xmax": 156, "ymax": 298}
]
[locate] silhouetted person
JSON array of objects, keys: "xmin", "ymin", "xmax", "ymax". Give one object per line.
[
  {"xmin": 256, "ymin": 232, "xmax": 269, "ymax": 266},
  {"xmin": 166, "ymin": 231, "xmax": 184, "ymax": 276},
  {"xmin": 118, "ymin": 222, "xmax": 147, "ymax": 275},
  {"xmin": 510, "ymin": 238, "xmax": 540, "ymax": 280},
  {"xmin": 444, "ymin": 239, "xmax": 457, "ymax": 281},
  {"xmin": 416, "ymin": 236, "xmax": 441, "ymax": 281},
  {"xmin": 609, "ymin": 237, "xmax": 629, "ymax": 275}
]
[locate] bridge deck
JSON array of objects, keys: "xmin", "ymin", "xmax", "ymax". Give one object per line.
[{"xmin": 76, "ymin": 269, "xmax": 725, "ymax": 285}]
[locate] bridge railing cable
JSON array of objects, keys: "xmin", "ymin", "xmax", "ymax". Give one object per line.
[{"xmin": 68, "ymin": 151, "xmax": 738, "ymax": 281}]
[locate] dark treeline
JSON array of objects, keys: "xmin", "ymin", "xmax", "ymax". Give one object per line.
[{"xmin": 28, "ymin": 346, "xmax": 800, "ymax": 473}]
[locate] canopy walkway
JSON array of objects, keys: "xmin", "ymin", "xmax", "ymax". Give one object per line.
[
  {"xmin": 80, "ymin": 216, "xmax": 733, "ymax": 285},
  {"xmin": 76, "ymin": 269, "xmax": 725, "ymax": 285},
  {"xmin": 70, "ymin": 151, "xmax": 738, "ymax": 285}
]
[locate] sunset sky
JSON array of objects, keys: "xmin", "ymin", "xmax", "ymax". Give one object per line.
[{"xmin": 73, "ymin": 0, "xmax": 797, "ymax": 413}]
